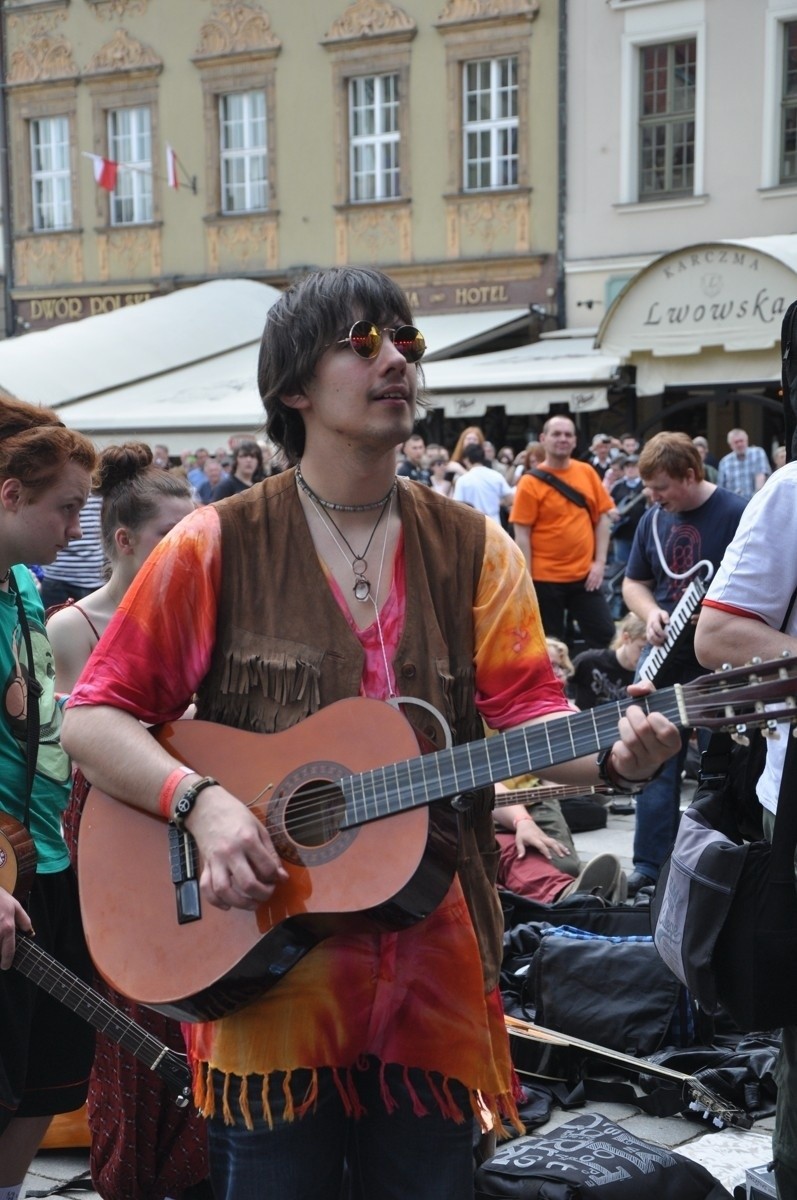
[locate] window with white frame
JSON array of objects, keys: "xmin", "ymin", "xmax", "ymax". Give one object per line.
[
  {"xmin": 30, "ymin": 115, "xmax": 71, "ymax": 231},
  {"xmin": 462, "ymin": 56, "xmax": 518, "ymax": 191},
  {"xmin": 781, "ymin": 20, "xmax": 797, "ymax": 183},
  {"xmin": 108, "ymin": 106, "xmax": 153, "ymax": 225},
  {"xmin": 219, "ymin": 90, "xmax": 267, "ymax": 214},
  {"xmin": 349, "ymin": 73, "xmax": 400, "ymax": 202},
  {"xmin": 638, "ymin": 38, "xmax": 696, "ymax": 198}
]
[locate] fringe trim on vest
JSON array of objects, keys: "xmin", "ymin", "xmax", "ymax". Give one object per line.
[
  {"xmin": 214, "ymin": 649, "xmax": 322, "ymax": 730},
  {"xmin": 194, "ymin": 1063, "xmax": 522, "ymax": 1137}
]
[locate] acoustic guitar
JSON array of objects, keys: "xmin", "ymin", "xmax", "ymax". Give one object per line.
[
  {"xmin": 0, "ymin": 812, "xmax": 192, "ymax": 1104},
  {"xmin": 77, "ymin": 657, "xmax": 797, "ymax": 1022}
]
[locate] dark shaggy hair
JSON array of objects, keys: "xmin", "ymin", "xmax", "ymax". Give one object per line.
[{"xmin": 258, "ymin": 267, "xmax": 416, "ymax": 464}]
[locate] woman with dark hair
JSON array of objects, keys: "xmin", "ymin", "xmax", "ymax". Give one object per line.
[
  {"xmin": 47, "ymin": 444, "xmax": 208, "ymax": 1200},
  {"xmin": 48, "ymin": 443, "xmax": 194, "ymax": 690},
  {"xmin": 0, "ymin": 396, "xmax": 97, "ymax": 1200},
  {"xmin": 209, "ymin": 440, "xmax": 264, "ymax": 500}
]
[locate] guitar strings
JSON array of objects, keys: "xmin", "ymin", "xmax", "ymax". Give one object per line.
[{"xmin": 230, "ymin": 673, "xmax": 764, "ymax": 842}]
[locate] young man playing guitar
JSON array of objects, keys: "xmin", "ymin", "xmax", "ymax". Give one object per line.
[
  {"xmin": 0, "ymin": 398, "xmax": 96, "ymax": 1199},
  {"xmin": 62, "ymin": 267, "xmax": 679, "ymax": 1200}
]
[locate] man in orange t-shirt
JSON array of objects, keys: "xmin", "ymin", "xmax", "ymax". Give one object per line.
[{"xmin": 510, "ymin": 414, "xmax": 615, "ymax": 648}]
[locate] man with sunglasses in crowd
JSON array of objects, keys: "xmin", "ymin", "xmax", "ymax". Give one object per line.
[{"xmin": 62, "ymin": 267, "xmax": 678, "ymax": 1200}]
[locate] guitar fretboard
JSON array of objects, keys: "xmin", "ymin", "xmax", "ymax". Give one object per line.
[
  {"xmin": 14, "ymin": 936, "xmax": 191, "ymax": 1099},
  {"xmin": 341, "ymin": 688, "xmax": 684, "ymax": 827}
]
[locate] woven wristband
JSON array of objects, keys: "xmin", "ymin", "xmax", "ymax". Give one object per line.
[{"xmin": 158, "ymin": 766, "xmax": 193, "ymax": 820}]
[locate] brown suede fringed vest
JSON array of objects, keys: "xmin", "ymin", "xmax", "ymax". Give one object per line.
[{"xmin": 196, "ymin": 472, "xmax": 504, "ymax": 990}]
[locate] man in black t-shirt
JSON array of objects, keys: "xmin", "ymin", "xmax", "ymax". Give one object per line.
[{"xmin": 621, "ymin": 433, "xmax": 746, "ymax": 894}]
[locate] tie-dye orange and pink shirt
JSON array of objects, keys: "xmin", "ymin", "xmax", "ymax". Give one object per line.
[{"xmin": 68, "ymin": 502, "xmax": 567, "ymax": 1130}]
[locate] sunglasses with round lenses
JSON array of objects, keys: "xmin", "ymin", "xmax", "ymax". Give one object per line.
[{"xmin": 338, "ymin": 320, "xmax": 426, "ymax": 363}]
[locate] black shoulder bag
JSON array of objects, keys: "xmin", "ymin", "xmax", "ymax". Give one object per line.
[{"xmin": 527, "ymin": 467, "xmax": 588, "ymax": 510}]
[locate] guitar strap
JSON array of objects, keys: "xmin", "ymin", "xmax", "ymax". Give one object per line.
[
  {"xmin": 8, "ymin": 571, "xmax": 42, "ymax": 833},
  {"xmin": 527, "ymin": 467, "xmax": 588, "ymax": 510}
]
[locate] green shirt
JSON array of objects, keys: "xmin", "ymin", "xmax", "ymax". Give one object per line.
[{"xmin": 0, "ymin": 567, "xmax": 71, "ymax": 873}]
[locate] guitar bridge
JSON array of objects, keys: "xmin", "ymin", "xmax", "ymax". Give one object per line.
[{"xmin": 168, "ymin": 825, "xmax": 201, "ymax": 924}]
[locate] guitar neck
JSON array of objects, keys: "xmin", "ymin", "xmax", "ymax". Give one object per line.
[
  {"xmin": 494, "ymin": 784, "xmax": 602, "ymax": 810},
  {"xmin": 342, "ymin": 688, "xmax": 684, "ymax": 827},
  {"xmin": 504, "ymin": 1016, "xmax": 752, "ymax": 1130},
  {"xmin": 14, "ymin": 936, "xmax": 191, "ymax": 1101}
]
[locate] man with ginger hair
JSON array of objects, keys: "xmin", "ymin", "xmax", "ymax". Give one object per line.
[{"xmin": 621, "ymin": 431, "xmax": 746, "ymax": 895}]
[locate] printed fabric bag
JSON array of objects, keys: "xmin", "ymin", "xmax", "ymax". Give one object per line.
[
  {"xmin": 651, "ymin": 731, "xmax": 797, "ymax": 1031},
  {"xmin": 474, "ymin": 1113, "xmax": 732, "ymax": 1199}
]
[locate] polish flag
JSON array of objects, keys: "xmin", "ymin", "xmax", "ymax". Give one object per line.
[
  {"xmin": 166, "ymin": 144, "xmax": 179, "ymax": 190},
  {"xmin": 86, "ymin": 153, "xmax": 118, "ymax": 191}
]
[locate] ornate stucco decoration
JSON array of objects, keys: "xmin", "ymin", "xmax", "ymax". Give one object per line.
[
  {"xmin": 6, "ymin": 10, "xmax": 74, "ymax": 85},
  {"xmin": 16, "ymin": 233, "xmax": 83, "ymax": 287},
  {"xmin": 86, "ymin": 0, "xmax": 150, "ymax": 20},
  {"xmin": 435, "ymin": 0, "xmax": 539, "ymax": 26},
  {"xmin": 322, "ymin": 0, "xmax": 416, "ymax": 45},
  {"xmin": 193, "ymin": 2, "xmax": 281, "ymax": 63},
  {"xmin": 83, "ymin": 28, "xmax": 162, "ymax": 76},
  {"xmin": 7, "ymin": 27, "xmax": 77, "ymax": 84}
]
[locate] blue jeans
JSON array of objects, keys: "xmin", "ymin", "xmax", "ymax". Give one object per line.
[
  {"xmin": 633, "ymin": 728, "xmax": 709, "ymax": 881},
  {"xmin": 207, "ymin": 1060, "xmax": 476, "ymax": 1200}
]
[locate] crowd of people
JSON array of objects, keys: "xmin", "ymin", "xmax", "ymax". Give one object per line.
[{"xmin": 0, "ymin": 265, "xmax": 793, "ymax": 1199}]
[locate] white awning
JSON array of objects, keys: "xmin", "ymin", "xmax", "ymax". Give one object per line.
[
  {"xmin": 0, "ymin": 283, "xmax": 616, "ymax": 443},
  {"xmin": 0, "ymin": 279, "xmax": 280, "ymax": 408},
  {"xmin": 55, "ymin": 344, "xmax": 266, "ymax": 448},
  {"xmin": 421, "ymin": 308, "xmax": 531, "ymax": 360},
  {"xmin": 422, "ymin": 334, "xmax": 619, "ymax": 417}
]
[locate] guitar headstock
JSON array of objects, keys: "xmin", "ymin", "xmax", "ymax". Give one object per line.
[{"xmin": 681, "ymin": 655, "xmax": 797, "ymax": 735}]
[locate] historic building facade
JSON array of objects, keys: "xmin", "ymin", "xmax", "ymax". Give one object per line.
[
  {"xmin": 565, "ymin": 0, "xmax": 797, "ymax": 448},
  {"xmin": 0, "ymin": 0, "xmax": 559, "ymax": 336}
]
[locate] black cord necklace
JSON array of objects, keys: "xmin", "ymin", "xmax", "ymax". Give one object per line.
[{"xmin": 295, "ymin": 464, "xmax": 396, "ymax": 513}]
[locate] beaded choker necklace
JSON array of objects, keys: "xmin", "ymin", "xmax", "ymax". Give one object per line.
[{"xmin": 295, "ymin": 464, "xmax": 396, "ymax": 513}]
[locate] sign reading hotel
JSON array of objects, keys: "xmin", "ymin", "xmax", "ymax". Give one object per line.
[{"xmin": 599, "ymin": 242, "xmax": 793, "ymax": 354}]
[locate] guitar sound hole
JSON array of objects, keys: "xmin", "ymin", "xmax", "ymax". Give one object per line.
[
  {"xmin": 283, "ymin": 781, "xmax": 346, "ymax": 849},
  {"xmin": 266, "ymin": 761, "xmax": 357, "ymax": 867}
]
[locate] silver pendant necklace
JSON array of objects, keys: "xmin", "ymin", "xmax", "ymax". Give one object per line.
[{"xmin": 301, "ymin": 481, "xmax": 393, "ymax": 603}]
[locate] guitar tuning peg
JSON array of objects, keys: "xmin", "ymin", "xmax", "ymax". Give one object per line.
[
  {"xmin": 721, "ymin": 662, "xmax": 733, "ymax": 672},
  {"xmin": 731, "ymin": 731, "xmax": 751, "ymax": 747},
  {"xmin": 763, "ymin": 722, "xmax": 781, "ymax": 739},
  {"xmin": 750, "ymin": 656, "xmax": 763, "ymax": 665}
]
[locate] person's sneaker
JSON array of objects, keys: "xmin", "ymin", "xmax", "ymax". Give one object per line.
[
  {"xmin": 626, "ymin": 870, "xmax": 656, "ymax": 898},
  {"xmin": 556, "ymin": 853, "xmax": 626, "ymax": 903}
]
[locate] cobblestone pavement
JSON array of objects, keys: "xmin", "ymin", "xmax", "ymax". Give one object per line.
[{"xmin": 26, "ymin": 783, "xmax": 776, "ymax": 1198}]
